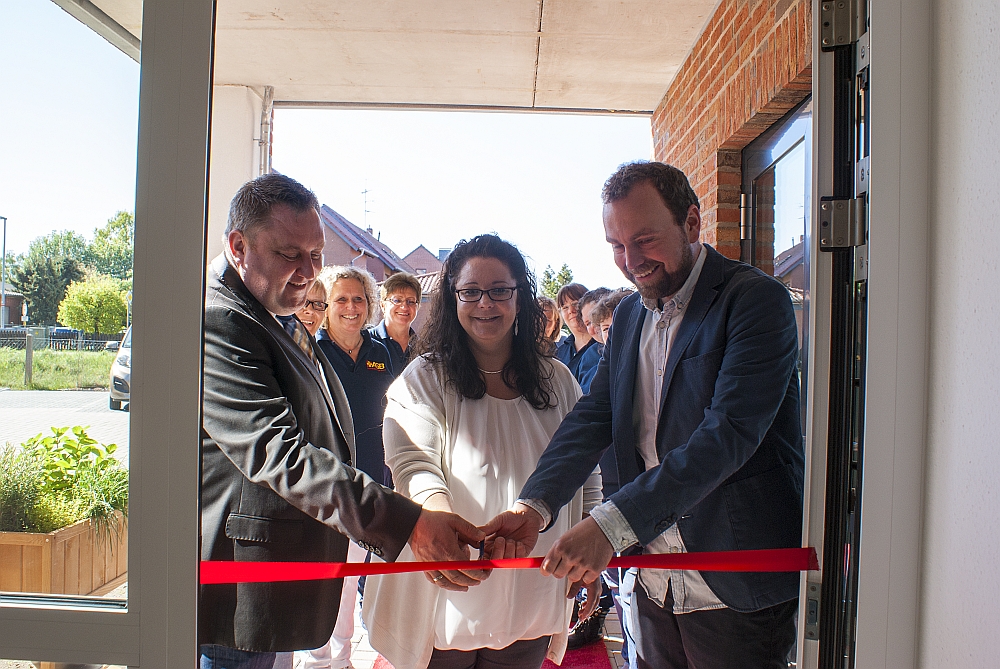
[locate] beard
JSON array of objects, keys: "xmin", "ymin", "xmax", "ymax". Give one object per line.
[{"xmin": 628, "ymin": 242, "xmax": 696, "ymax": 302}]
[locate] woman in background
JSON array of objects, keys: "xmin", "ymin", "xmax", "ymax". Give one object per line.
[
  {"xmin": 537, "ymin": 295, "xmax": 562, "ymax": 354},
  {"xmin": 555, "ymin": 283, "xmax": 602, "ymax": 393},
  {"xmin": 295, "ymin": 265, "xmax": 395, "ymax": 669},
  {"xmin": 372, "ymin": 271, "xmax": 422, "ymax": 374},
  {"xmin": 363, "ymin": 235, "xmax": 602, "ymax": 669}
]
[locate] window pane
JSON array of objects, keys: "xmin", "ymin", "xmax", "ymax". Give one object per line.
[{"xmin": 0, "ymin": 0, "xmax": 139, "ymax": 602}]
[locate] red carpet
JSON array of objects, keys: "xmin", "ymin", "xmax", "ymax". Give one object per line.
[
  {"xmin": 372, "ymin": 640, "xmax": 611, "ymax": 668},
  {"xmin": 542, "ymin": 640, "xmax": 613, "ymax": 668}
]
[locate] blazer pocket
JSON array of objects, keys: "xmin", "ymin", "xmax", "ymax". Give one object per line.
[
  {"xmin": 674, "ymin": 346, "xmax": 725, "ymax": 404},
  {"xmin": 225, "ymin": 513, "xmax": 304, "ymax": 544},
  {"xmin": 721, "ymin": 464, "xmax": 802, "ymax": 551}
]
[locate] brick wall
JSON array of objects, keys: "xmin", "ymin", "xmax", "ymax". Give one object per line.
[{"xmin": 651, "ymin": 0, "xmax": 812, "ymax": 260}]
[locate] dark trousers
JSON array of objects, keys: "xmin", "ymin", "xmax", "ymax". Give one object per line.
[
  {"xmin": 632, "ymin": 584, "xmax": 797, "ymax": 669},
  {"xmin": 427, "ymin": 636, "xmax": 550, "ymax": 669}
]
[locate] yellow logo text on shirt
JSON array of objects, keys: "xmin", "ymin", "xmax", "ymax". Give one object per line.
[{"xmin": 366, "ymin": 360, "xmax": 386, "ymax": 371}]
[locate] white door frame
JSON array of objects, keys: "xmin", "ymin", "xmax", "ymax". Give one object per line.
[{"xmin": 0, "ymin": 1, "xmax": 212, "ymax": 666}]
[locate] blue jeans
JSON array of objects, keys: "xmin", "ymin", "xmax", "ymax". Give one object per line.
[{"xmin": 200, "ymin": 644, "xmax": 293, "ymax": 669}]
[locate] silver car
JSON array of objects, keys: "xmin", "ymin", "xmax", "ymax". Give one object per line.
[{"xmin": 109, "ymin": 326, "xmax": 131, "ymax": 411}]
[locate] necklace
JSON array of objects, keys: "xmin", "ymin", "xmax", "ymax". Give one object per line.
[
  {"xmin": 334, "ymin": 335, "xmax": 364, "ymax": 354},
  {"xmin": 478, "ymin": 367, "xmax": 504, "ymax": 375}
]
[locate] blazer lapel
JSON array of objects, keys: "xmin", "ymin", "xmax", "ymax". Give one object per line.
[
  {"xmin": 213, "ymin": 256, "xmax": 351, "ymax": 446},
  {"xmin": 613, "ymin": 295, "xmax": 647, "ymax": 482},
  {"xmin": 657, "ymin": 247, "xmax": 724, "ymax": 419}
]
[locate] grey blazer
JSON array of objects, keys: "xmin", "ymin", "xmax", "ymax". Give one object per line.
[{"xmin": 200, "ymin": 254, "xmax": 422, "ymax": 652}]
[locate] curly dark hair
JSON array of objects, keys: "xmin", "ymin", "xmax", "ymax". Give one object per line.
[{"xmin": 416, "ymin": 234, "xmax": 555, "ymax": 410}]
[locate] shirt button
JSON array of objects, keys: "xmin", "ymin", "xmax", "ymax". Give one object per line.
[
  {"xmin": 657, "ymin": 321, "xmax": 667, "ymax": 330},
  {"xmin": 670, "ymin": 546, "xmax": 681, "ymax": 554}
]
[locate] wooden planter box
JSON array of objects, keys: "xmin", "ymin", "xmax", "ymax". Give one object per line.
[{"xmin": 0, "ymin": 514, "xmax": 127, "ymax": 596}]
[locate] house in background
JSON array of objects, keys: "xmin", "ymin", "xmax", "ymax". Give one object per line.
[
  {"xmin": 318, "ymin": 205, "xmax": 414, "ymax": 281},
  {"xmin": 0, "ymin": 290, "xmax": 26, "ymax": 327},
  {"xmin": 774, "ymin": 239, "xmax": 805, "ymax": 291},
  {"xmin": 402, "ymin": 244, "xmax": 443, "ymax": 275}
]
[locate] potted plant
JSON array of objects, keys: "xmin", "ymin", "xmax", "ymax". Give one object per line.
[{"xmin": 0, "ymin": 426, "xmax": 128, "ymax": 596}]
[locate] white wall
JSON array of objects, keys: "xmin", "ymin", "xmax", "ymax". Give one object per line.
[
  {"xmin": 920, "ymin": 0, "xmax": 1000, "ymax": 665},
  {"xmin": 207, "ymin": 85, "xmax": 264, "ymax": 261}
]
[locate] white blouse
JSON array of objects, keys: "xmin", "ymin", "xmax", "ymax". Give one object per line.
[{"xmin": 362, "ymin": 355, "xmax": 602, "ymax": 669}]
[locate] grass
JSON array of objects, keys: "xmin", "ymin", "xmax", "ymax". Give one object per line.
[{"xmin": 0, "ymin": 348, "xmax": 116, "ymax": 390}]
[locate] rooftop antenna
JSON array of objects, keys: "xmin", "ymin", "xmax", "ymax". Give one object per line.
[{"xmin": 362, "ymin": 185, "xmax": 373, "ymax": 232}]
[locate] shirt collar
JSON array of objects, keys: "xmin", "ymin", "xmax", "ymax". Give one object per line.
[{"xmin": 641, "ymin": 243, "xmax": 707, "ymax": 314}]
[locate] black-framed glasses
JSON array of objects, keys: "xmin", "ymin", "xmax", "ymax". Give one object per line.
[
  {"xmin": 455, "ymin": 287, "xmax": 518, "ymax": 303},
  {"xmin": 303, "ymin": 299, "xmax": 329, "ymax": 311}
]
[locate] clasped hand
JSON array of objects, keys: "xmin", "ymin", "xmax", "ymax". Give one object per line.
[
  {"xmin": 480, "ymin": 502, "xmax": 614, "ymax": 615},
  {"xmin": 410, "ymin": 499, "xmax": 614, "ymax": 601}
]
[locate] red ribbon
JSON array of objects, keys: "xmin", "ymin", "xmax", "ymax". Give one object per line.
[{"xmin": 200, "ymin": 547, "xmax": 818, "ymax": 584}]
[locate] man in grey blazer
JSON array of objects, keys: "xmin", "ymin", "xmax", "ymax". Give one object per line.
[
  {"xmin": 487, "ymin": 162, "xmax": 804, "ymax": 668},
  {"xmin": 200, "ymin": 174, "xmax": 485, "ymax": 669}
]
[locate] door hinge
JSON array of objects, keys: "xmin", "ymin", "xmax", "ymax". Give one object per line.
[
  {"xmin": 821, "ymin": 0, "xmax": 863, "ymax": 50},
  {"xmin": 856, "ymin": 31, "xmax": 870, "ymax": 73},
  {"xmin": 820, "ymin": 197, "xmax": 866, "ymax": 249},
  {"xmin": 805, "ymin": 581, "xmax": 822, "ymax": 640}
]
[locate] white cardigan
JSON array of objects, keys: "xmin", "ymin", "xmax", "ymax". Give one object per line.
[{"xmin": 362, "ymin": 355, "xmax": 603, "ymax": 669}]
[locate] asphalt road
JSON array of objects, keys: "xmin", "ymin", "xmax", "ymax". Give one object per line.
[{"xmin": 0, "ymin": 389, "xmax": 130, "ymax": 465}]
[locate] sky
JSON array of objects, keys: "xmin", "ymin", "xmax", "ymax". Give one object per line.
[
  {"xmin": 1, "ymin": 0, "xmax": 653, "ymax": 291},
  {"xmin": 0, "ymin": 0, "xmax": 140, "ymax": 257}
]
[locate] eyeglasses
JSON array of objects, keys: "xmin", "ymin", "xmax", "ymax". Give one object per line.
[
  {"xmin": 387, "ymin": 297, "xmax": 419, "ymax": 307},
  {"xmin": 559, "ymin": 301, "xmax": 580, "ymax": 312},
  {"xmin": 302, "ymin": 299, "xmax": 329, "ymax": 311},
  {"xmin": 455, "ymin": 287, "xmax": 517, "ymax": 302}
]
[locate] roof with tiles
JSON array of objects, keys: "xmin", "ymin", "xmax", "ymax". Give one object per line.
[
  {"xmin": 318, "ymin": 205, "xmax": 414, "ymax": 274},
  {"xmin": 402, "ymin": 244, "xmax": 444, "ymax": 275}
]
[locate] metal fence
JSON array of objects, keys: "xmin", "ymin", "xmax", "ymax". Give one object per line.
[{"xmin": 0, "ymin": 331, "xmax": 122, "ymax": 352}]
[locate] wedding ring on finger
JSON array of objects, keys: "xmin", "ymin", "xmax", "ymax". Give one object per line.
[{"xmin": 431, "ymin": 573, "xmax": 444, "ymax": 582}]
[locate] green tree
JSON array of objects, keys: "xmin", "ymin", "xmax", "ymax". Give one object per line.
[
  {"xmin": 10, "ymin": 256, "xmax": 84, "ymax": 325},
  {"xmin": 27, "ymin": 230, "xmax": 91, "ymax": 264},
  {"xmin": 57, "ymin": 275, "xmax": 128, "ymax": 334},
  {"xmin": 540, "ymin": 263, "xmax": 574, "ymax": 299},
  {"xmin": 90, "ymin": 211, "xmax": 134, "ymax": 280}
]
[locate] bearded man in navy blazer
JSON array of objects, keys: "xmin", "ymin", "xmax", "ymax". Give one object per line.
[
  {"xmin": 486, "ymin": 162, "xmax": 803, "ymax": 668},
  {"xmin": 200, "ymin": 173, "xmax": 486, "ymax": 669}
]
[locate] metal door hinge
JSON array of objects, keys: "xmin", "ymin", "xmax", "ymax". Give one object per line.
[
  {"xmin": 856, "ymin": 32, "xmax": 870, "ymax": 73},
  {"xmin": 805, "ymin": 581, "xmax": 821, "ymax": 640},
  {"xmin": 821, "ymin": 0, "xmax": 863, "ymax": 50},
  {"xmin": 856, "ymin": 156, "xmax": 870, "ymax": 195},
  {"xmin": 820, "ymin": 197, "xmax": 866, "ymax": 249}
]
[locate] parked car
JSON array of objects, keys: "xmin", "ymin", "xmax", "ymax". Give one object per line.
[{"xmin": 109, "ymin": 326, "xmax": 131, "ymax": 411}]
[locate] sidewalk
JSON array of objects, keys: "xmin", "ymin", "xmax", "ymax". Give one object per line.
[{"xmin": 0, "ymin": 389, "xmax": 129, "ymax": 464}]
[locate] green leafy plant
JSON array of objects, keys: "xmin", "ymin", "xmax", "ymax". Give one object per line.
[
  {"xmin": 24, "ymin": 426, "xmax": 121, "ymax": 492},
  {"xmin": 0, "ymin": 444, "xmax": 43, "ymax": 532},
  {"xmin": 1, "ymin": 427, "xmax": 129, "ymax": 543}
]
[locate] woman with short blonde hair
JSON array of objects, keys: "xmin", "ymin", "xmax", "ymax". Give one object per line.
[{"xmin": 296, "ymin": 264, "xmax": 396, "ymax": 669}]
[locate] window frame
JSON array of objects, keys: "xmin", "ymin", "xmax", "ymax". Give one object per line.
[{"xmin": 0, "ymin": 0, "xmax": 213, "ymax": 665}]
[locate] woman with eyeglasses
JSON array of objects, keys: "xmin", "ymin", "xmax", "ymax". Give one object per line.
[
  {"xmin": 371, "ymin": 271, "xmax": 422, "ymax": 373},
  {"xmin": 295, "ymin": 265, "xmax": 396, "ymax": 669},
  {"xmin": 555, "ymin": 283, "xmax": 602, "ymax": 393},
  {"xmin": 363, "ymin": 235, "xmax": 602, "ymax": 669},
  {"xmin": 294, "ymin": 281, "xmax": 330, "ymax": 337}
]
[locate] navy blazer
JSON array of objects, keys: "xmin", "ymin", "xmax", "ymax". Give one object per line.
[{"xmin": 520, "ymin": 245, "xmax": 804, "ymax": 612}]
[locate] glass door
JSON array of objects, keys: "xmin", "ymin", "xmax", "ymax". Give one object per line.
[{"xmin": 742, "ymin": 97, "xmax": 813, "ymax": 427}]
